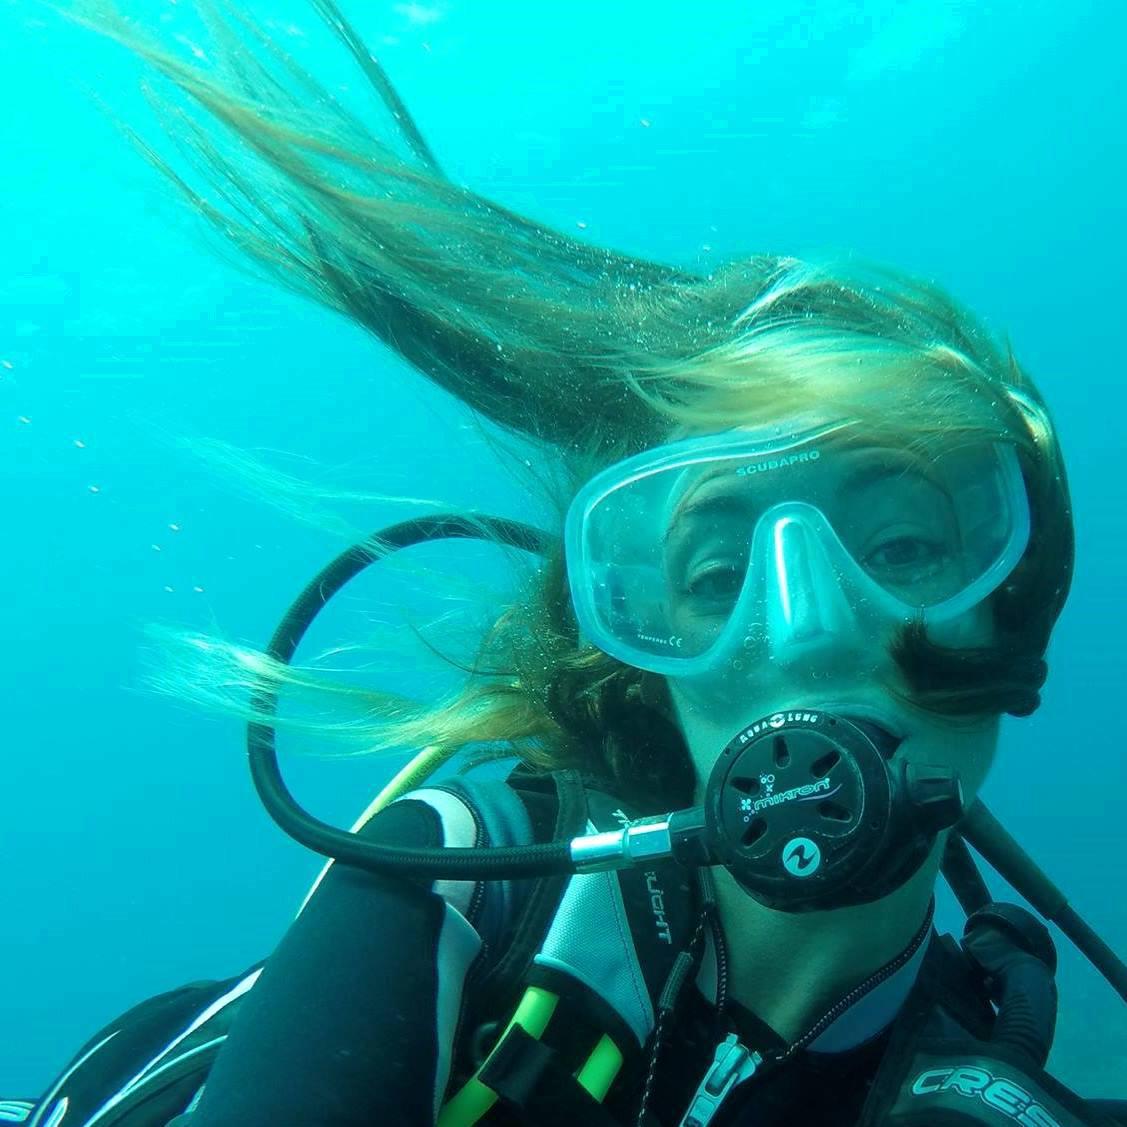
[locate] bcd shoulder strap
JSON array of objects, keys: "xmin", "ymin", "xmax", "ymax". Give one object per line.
[
  {"xmin": 442, "ymin": 776, "xmax": 699, "ymax": 1127},
  {"xmin": 460, "ymin": 766, "xmax": 591, "ymax": 1014}
]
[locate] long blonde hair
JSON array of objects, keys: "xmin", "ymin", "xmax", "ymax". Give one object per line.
[{"xmin": 77, "ymin": 0, "xmax": 1073, "ymax": 808}]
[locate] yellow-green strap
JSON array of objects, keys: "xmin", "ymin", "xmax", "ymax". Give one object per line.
[
  {"xmin": 437, "ymin": 987, "xmax": 559, "ymax": 1127},
  {"xmin": 574, "ymin": 1033, "xmax": 624, "ymax": 1101}
]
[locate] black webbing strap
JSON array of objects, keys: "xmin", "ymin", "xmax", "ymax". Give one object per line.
[
  {"xmin": 477, "ymin": 1025, "xmax": 621, "ymax": 1127},
  {"xmin": 472, "ymin": 769, "xmax": 588, "ymax": 1007}
]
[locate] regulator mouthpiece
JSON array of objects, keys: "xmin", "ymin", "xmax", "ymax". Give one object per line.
[{"xmin": 704, "ymin": 709, "xmax": 964, "ymax": 911}]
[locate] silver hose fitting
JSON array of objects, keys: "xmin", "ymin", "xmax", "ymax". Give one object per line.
[{"xmin": 569, "ymin": 818, "xmax": 674, "ymax": 873}]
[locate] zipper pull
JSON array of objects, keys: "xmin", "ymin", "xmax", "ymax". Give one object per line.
[{"xmin": 677, "ymin": 1034, "xmax": 763, "ymax": 1127}]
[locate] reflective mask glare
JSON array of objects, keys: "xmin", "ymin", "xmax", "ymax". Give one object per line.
[{"xmin": 564, "ymin": 420, "xmax": 1031, "ymax": 678}]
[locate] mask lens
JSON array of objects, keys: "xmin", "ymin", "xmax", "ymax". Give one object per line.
[{"xmin": 568, "ymin": 427, "xmax": 1028, "ymax": 673}]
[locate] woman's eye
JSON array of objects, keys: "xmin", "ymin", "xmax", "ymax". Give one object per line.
[
  {"xmin": 684, "ymin": 564, "xmax": 744, "ymax": 601},
  {"xmin": 865, "ymin": 536, "xmax": 944, "ymax": 573}
]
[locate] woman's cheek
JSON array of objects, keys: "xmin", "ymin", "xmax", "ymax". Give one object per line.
[{"xmin": 899, "ymin": 715, "xmax": 1001, "ymax": 806}]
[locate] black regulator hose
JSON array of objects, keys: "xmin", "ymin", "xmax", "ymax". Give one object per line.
[
  {"xmin": 940, "ymin": 833, "xmax": 993, "ymax": 917},
  {"xmin": 961, "ymin": 803, "xmax": 1127, "ymax": 1005},
  {"xmin": 962, "ymin": 902, "xmax": 1058, "ymax": 1071},
  {"xmin": 247, "ymin": 514, "xmax": 578, "ymax": 878}
]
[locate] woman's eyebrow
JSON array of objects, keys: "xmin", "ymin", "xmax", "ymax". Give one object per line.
[
  {"xmin": 662, "ymin": 449, "xmax": 949, "ymax": 545},
  {"xmin": 840, "ymin": 451, "xmax": 946, "ymax": 494},
  {"xmin": 664, "ymin": 491, "xmax": 756, "ymax": 544}
]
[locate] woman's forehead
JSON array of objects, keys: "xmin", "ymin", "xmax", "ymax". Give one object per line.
[{"xmin": 664, "ymin": 440, "xmax": 938, "ymax": 522}]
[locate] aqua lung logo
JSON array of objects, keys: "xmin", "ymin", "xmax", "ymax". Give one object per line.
[
  {"xmin": 910, "ymin": 1065, "xmax": 1063, "ymax": 1127},
  {"xmin": 735, "ymin": 449, "xmax": 820, "ymax": 476},
  {"xmin": 782, "ymin": 837, "xmax": 821, "ymax": 877},
  {"xmin": 612, "ymin": 809, "xmax": 673, "ymax": 944},
  {"xmin": 737, "ymin": 711, "xmax": 820, "ymax": 744}
]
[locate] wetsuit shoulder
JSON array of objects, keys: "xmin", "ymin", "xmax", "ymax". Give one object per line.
[{"xmin": 187, "ymin": 772, "xmax": 550, "ymax": 1126}]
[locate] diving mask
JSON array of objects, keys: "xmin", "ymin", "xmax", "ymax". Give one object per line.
[{"xmin": 564, "ymin": 419, "xmax": 1031, "ymax": 677}]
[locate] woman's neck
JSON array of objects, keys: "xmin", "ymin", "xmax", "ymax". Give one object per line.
[{"xmin": 703, "ymin": 842, "xmax": 941, "ymax": 1043}]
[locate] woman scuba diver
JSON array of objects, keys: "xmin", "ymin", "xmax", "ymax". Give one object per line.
[{"xmin": 10, "ymin": 2, "xmax": 1127, "ymax": 1125}]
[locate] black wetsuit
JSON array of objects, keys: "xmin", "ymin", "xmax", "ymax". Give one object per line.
[{"xmin": 183, "ymin": 773, "xmax": 988, "ymax": 1127}]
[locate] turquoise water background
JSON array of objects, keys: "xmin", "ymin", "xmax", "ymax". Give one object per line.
[{"xmin": 2, "ymin": 0, "xmax": 1125, "ymax": 1101}]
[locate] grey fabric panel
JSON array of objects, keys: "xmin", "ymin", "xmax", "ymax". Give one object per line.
[
  {"xmin": 533, "ymin": 833, "xmax": 655, "ymax": 1047},
  {"xmin": 436, "ymin": 774, "xmax": 535, "ymax": 967},
  {"xmin": 400, "ymin": 787, "xmax": 480, "ymax": 918},
  {"xmin": 390, "ymin": 788, "xmax": 488, "ymax": 1121},
  {"xmin": 431, "ymin": 901, "xmax": 483, "ymax": 1124}
]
